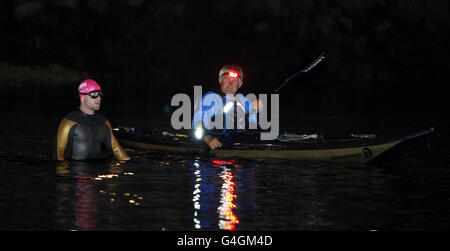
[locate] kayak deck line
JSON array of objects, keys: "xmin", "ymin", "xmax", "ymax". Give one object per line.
[
  {"xmin": 116, "ymin": 126, "xmax": 434, "ymax": 165},
  {"xmin": 118, "ymin": 139, "xmax": 205, "ymax": 154}
]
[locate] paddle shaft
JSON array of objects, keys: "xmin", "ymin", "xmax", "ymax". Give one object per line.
[
  {"xmin": 273, "ymin": 50, "xmax": 328, "ymax": 94},
  {"xmin": 222, "ymin": 50, "xmax": 328, "ymax": 140}
]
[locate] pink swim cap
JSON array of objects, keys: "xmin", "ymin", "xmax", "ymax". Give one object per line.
[{"xmin": 78, "ymin": 79, "xmax": 102, "ymax": 98}]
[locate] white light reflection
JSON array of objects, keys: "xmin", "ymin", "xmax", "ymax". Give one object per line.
[
  {"xmin": 192, "ymin": 160, "xmax": 202, "ymax": 229},
  {"xmin": 93, "ymin": 174, "xmax": 119, "ymax": 180}
]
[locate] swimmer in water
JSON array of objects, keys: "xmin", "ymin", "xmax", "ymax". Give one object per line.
[{"xmin": 54, "ymin": 79, "xmax": 130, "ymax": 161}]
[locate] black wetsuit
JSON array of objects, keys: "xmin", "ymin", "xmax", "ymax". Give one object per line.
[{"xmin": 54, "ymin": 108, "xmax": 129, "ymax": 161}]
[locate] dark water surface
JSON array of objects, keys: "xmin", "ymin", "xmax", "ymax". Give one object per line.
[{"xmin": 1, "ymin": 115, "xmax": 449, "ymax": 231}]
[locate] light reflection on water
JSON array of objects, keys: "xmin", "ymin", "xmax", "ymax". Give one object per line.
[
  {"xmin": 54, "ymin": 160, "xmax": 145, "ymax": 230},
  {"xmin": 1, "ymin": 150, "xmax": 450, "ymax": 230},
  {"xmin": 218, "ymin": 168, "xmax": 239, "ymax": 230},
  {"xmin": 191, "ymin": 159, "xmax": 241, "ymax": 231},
  {"xmin": 192, "ymin": 161, "xmax": 202, "ymax": 229}
]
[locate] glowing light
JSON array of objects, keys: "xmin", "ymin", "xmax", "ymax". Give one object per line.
[
  {"xmin": 195, "ymin": 127, "xmax": 203, "ymax": 139},
  {"xmin": 223, "ymin": 102, "xmax": 234, "ymax": 113},
  {"xmin": 228, "ymin": 71, "xmax": 238, "ymax": 78}
]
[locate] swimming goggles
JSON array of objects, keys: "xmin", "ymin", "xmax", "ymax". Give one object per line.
[{"xmin": 80, "ymin": 90, "xmax": 103, "ymax": 98}]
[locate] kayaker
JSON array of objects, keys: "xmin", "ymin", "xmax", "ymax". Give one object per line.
[
  {"xmin": 192, "ymin": 64, "xmax": 263, "ymax": 150},
  {"xmin": 54, "ymin": 79, "xmax": 130, "ymax": 161}
]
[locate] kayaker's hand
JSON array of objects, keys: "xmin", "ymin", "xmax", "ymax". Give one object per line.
[
  {"xmin": 204, "ymin": 135, "xmax": 222, "ymax": 150},
  {"xmin": 252, "ymin": 99, "xmax": 263, "ymax": 113}
]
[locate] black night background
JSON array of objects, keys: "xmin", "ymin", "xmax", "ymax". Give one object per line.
[
  {"xmin": 1, "ymin": 0, "xmax": 448, "ymax": 121},
  {"xmin": 1, "ymin": 0, "xmax": 450, "ymax": 235}
]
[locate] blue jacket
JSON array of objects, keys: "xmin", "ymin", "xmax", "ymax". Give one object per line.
[{"xmin": 192, "ymin": 91, "xmax": 258, "ymax": 135}]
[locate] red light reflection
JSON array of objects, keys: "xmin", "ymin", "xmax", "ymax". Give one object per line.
[{"xmin": 212, "ymin": 160, "xmax": 236, "ymax": 166}]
